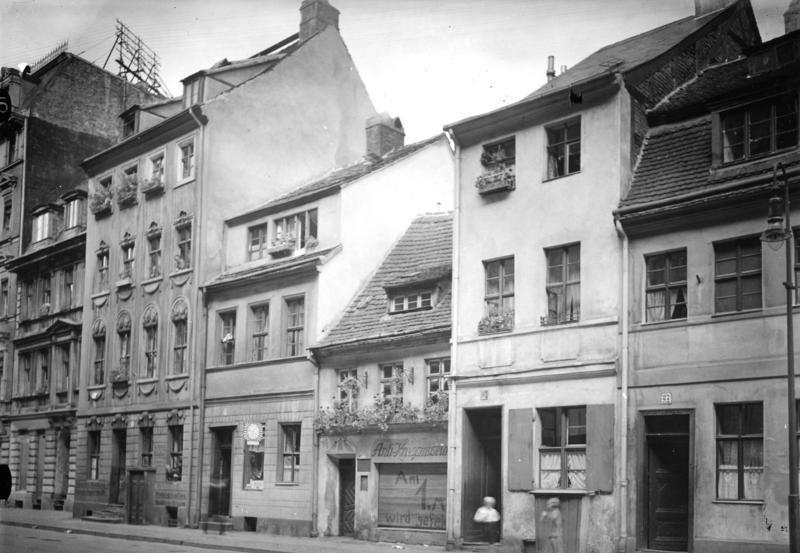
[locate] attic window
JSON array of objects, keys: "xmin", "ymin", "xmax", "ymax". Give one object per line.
[
  {"xmin": 721, "ymin": 94, "xmax": 798, "ymax": 163},
  {"xmin": 389, "ymin": 291, "xmax": 433, "ymax": 313},
  {"xmin": 122, "ymin": 111, "xmax": 137, "ymax": 138},
  {"xmin": 183, "ymin": 77, "xmax": 203, "ymax": 109}
]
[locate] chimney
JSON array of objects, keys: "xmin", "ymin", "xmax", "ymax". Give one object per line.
[
  {"xmin": 694, "ymin": 0, "xmax": 732, "ymax": 17},
  {"xmin": 560, "ymin": 65, "xmax": 567, "ymax": 75},
  {"xmin": 546, "ymin": 55, "xmax": 556, "ymax": 81},
  {"xmin": 299, "ymin": 0, "xmax": 340, "ymax": 43},
  {"xmin": 786, "ymin": 0, "xmax": 800, "ymax": 33},
  {"xmin": 366, "ymin": 113, "xmax": 405, "ymax": 158}
]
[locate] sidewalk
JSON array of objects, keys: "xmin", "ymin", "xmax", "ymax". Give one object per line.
[{"xmin": 0, "ymin": 506, "xmax": 444, "ymax": 553}]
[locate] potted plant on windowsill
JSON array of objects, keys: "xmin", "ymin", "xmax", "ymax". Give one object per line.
[
  {"xmin": 266, "ymin": 234, "xmax": 296, "ymax": 257},
  {"xmin": 89, "ymin": 189, "xmax": 112, "ymax": 217},
  {"xmin": 117, "ymin": 174, "xmax": 139, "ymax": 208},
  {"xmin": 141, "ymin": 173, "xmax": 165, "ymax": 196},
  {"xmin": 478, "ymin": 309, "xmax": 514, "ymax": 334},
  {"xmin": 475, "ymin": 163, "xmax": 516, "ymax": 195}
]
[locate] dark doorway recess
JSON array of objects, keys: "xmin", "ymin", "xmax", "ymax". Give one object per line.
[{"xmin": 461, "ymin": 406, "xmax": 502, "ymax": 544}]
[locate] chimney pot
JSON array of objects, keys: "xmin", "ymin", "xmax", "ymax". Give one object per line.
[
  {"xmin": 546, "ymin": 55, "xmax": 556, "ymax": 82},
  {"xmin": 299, "ymin": 0, "xmax": 340, "ymax": 43},
  {"xmin": 366, "ymin": 113, "xmax": 405, "ymax": 158},
  {"xmin": 786, "ymin": 0, "xmax": 800, "ymax": 33}
]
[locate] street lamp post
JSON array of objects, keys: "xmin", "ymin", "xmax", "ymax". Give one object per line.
[{"xmin": 761, "ymin": 161, "xmax": 800, "ymax": 553}]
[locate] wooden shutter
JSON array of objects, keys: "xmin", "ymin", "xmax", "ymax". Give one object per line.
[
  {"xmin": 507, "ymin": 408, "xmax": 533, "ymax": 491},
  {"xmin": 586, "ymin": 403, "xmax": 614, "ymax": 492}
]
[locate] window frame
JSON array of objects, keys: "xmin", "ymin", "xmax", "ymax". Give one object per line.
[
  {"xmin": 176, "ymin": 137, "xmax": 196, "ymax": 184},
  {"xmin": 175, "ymin": 220, "xmax": 192, "ymax": 271},
  {"xmin": 140, "ymin": 426, "xmax": 153, "ymax": 467},
  {"xmin": 272, "ymin": 209, "xmax": 318, "ymax": 252},
  {"xmin": 284, "ymin": 295, "xmax": 305, "ymax": 357},
  {"xmin": 147, "ymin": 150, "xmax": 166, "ymax": 185},
  {"xmin": 483, "ymin": 256, "xmax": 515, "ymax": 318},
  {"xmin": 389, "ymin": 291, "xmax": 433, "ymax": 313},
  {"xmin": 545, "ymin": 117, "xmax": 581, "ymax": 179},
  {"xmin": 2, "ymin": 194, "xmax": 12, "ymax": 234},
  {"xmin": 218, "ymin": 309, "xmax": 237, "ymax": 366},
  {"xmin": 172, "ymin": 317, "xmax": 188, "ymax": 375},
  {"xmin": 143, "ymin": 312, "xmax": 158, "ymax": 379},
  {"xmin": 32, "ymin": 212, "xmax": 52, "ymax": 243},
  {"xmin": 0, "ymin": 278, "xmax": 8, "ymax": 318},
  {"xmin": 720, "ymin": 93, "xmax": 799, "ymax": 164},
  {"xmin": 715, "ymin": 402, "xmax": 764, "ymax": 501},
  {"xmin": 537, "ymin": 405, "xmax": 587, "ymax": 490},
  {"xmin": 247, "ymin": 223, "xmax": 269, "ymax": 261},
  {"xmin": 62, "ymin": 264, "xmax": 75, "ymax": 310},
  {"xmin": 121, "ymin": 241, "xmax": 135, "ymax": 281},
  {"xmin": 544, "ymin": 243, "xmax": 581, "ymax": 325},
  {"xmin": 278, "ymin": 423, "xmax": 301, "ymax": 484},
  {"xmin": 425, "ymin": 357, "xmax": 450, "ymax": 401},
  {"xmin": 644, "ymin": 249, "xmax": 688, "ymax": 323},
  {"xmin": 337, "ymin": 368, "xmax": 360, "ymax": 411},
  {"xmin": 167, "ymin": 425, "xmax": 183, "ymax": 481},
  {"xmin": 64, "ymin": 198, "xmax": 84, "ymax": 229},
  {"xmin": 93, "ymin": 333, "xmax": 106, "ymax": 385},
  {"xmin": 147, "ymin": 231, "xmax": 162, "ymax": 279},
  {"xmin": 249, "ymin": 302, "xmax": 270, "ymax": 361},
  {"xmin": 380, "ymin": 362, "xmax": 404, "ymax": 408},
  {"xmin": 713, "ymin": 236, "xmax": 762, "ymax": 314},
  {"xmin": 88, "ymin": 430, "xmax": 101, "ymax": 480},
  {"xmin": 96, "ymin": 246, "xmax": 110, "ymax": 293}
]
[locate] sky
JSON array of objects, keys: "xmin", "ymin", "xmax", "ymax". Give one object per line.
[{"xmin": 0, "ymin": 0, "xmax": 791, "ymax": 142}]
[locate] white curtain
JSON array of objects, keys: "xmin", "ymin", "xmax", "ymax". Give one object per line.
[
  {"xmin": 540, "ymin": 452, "xmax": 561, "ymax": 489},
  {"xmin": 567, "ymin": 451, "xmax": 587, "ymax": 489}
]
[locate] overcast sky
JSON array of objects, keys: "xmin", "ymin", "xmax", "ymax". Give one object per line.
[{"xmin": 0, "ymin": 0, "xmax": 790, "ymax": 142}]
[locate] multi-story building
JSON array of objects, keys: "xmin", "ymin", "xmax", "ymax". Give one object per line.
[
  {"xmin": 75, "ymin": 0, "xmax": 377, "ymax": 528},
  {"xmin": 443, "ymin": 1, "xmax": 760, "ymax": 551},
  {"xmin": 615, "ymin": 4, "xmax": 800, "ymax": 551},
  {"xmin": 0, "ymin": 48, "xmax": 155, "ymax": 512},
  {"xmin": 199, "ymin": 125, "xmax": 452, "ymax": 536},
  {"xmin": 311, "ymin": 212, "xmax": 452, "ymax": 545}
]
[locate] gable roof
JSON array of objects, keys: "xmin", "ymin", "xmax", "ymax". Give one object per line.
[
  {"xmin": 227, "ymin": 134, "xmax": 444, "ymax": 223},
  {"xmin": 315, "ymin": 213, "xmax": 452, "ymax": 351}
]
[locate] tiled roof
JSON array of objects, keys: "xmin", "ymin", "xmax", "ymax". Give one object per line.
[
  {"xmin": 231, "ymin": 135, "xmax": 444, "ymax": 219},
  {"xmin": 317, "ymin": 213, "xmax": 452, "ymax": 349},
  {"xmin": 530, "ymin": 9, "xmax": 729, "ymax": 99}
]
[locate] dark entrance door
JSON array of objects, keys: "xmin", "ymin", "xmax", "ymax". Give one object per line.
[
  {"xmin": 461, "ymin": 407, "xmax": 502, "ymax": 543},
  {"xmin": 338, "ymin": 458, "xmax": 355, "ymax": 535},
  {"xmin": 645, "ymin": 413, "xmax": 691, "ymax": 551},
  {"xmin": 129, "ymin": 471, "xmax": 145, "ymax": 524},
  {"xmin": 209, "ymin": 427, "xmax": 233, "ymax": 516},
  {"xmin": 110, "ymin": 429, "xmax": 127, "ymax": 505}
]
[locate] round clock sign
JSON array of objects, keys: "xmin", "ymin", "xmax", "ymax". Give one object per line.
[{"xmin": 243, "ymin": 422, "xmax": 262, "ymax": 445}]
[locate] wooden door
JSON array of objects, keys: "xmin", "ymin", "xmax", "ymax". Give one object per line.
[
  {"xmin": 110, "ymin": 429, "xmax": 127, "ymax": 504},
  {"xmin": 646, "ymin": 415, "xmax": 690, "ymax": 551},
  {"xmin": 535, "ymin": 495, "xmax": 581, "ymax": 553},
  {"xmin": 209, "ymin": 428, "xmax": 233, "ymax": 516},
  {"xmin": 128, "ymin": 471, "xmax": 145, "ymax": 524},
  {"xmin": 339, "ymin": 458, "xmax": 355, "ymax": 535},
  {"xmin": 461, "ymin": 407, "xmax": 502, "ymax": 543},
  {"xmin": 34, "ymin": 432, "xmax": 45, "ymax": 503}
]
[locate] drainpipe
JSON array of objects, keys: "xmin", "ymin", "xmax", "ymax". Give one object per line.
[
  {"xmin": 187, "ymin": 105, "xmax": 206, "ymax": 527},
  {"xmin": 308, "ymin": 348, "xmax": 320, "ymax": 537},
  {"xmin": 445, "ymin": 130, "xmax": 460, "ymax": 549},
  {"xmin": 614, "ymin": 216, "xmax": 629, "ymax": 553}
]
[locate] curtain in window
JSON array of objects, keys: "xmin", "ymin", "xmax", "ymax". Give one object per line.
[
  {"xmin": 646, "ymin": 290, "xmax": 666, "ymax": 322},
  {"xmin": 717, "ymin": 440, "xmax": 738, "ymax": 499},
  {"xmin": 567, "ymin": 451, "xmax": 587, "ymax": 489},
  {"xmin": 743, "ymin": 439, "xmax": 763, "ymax": 499},
  {"xmin": 539, "ymin": 451, "xmax": 561, "ymax": 488}
]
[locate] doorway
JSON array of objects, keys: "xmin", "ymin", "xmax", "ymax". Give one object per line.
[
  {"xmin": 338, "ymin": 458, "xmax": 355, "ymax": 536},
  {"xmin": 209, "ymin": 427, "xmax": 233, "ymax": 517},
  {"xmin": 644, "ymin": 413, "xmax": 691, "ymax": 552},
  {"xmin": 461, "ymin": 406, "xmax": 502, "ymax": 543},
  {"xmin": 129, "ymin": 471, "xmax": 145, "ymax": 524},
  {"xmin": 110, "ymin": 429, "xmax": 127, "ymax": 505}
]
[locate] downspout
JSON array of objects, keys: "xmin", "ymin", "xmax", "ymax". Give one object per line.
[
  {"xmin": 308, "ymin": 348, "xmax": 320, "ymax": 537},
  {"xmin": 614, "ymin": 215, "xmax": 629, "ymax": 553},
  {"xmin": 445, "ymin": 129, "xmax": 460, "ymax": 549},
  {"xmin": 187, "ymin": 105, "xmax": 206, "ymax": 527}
]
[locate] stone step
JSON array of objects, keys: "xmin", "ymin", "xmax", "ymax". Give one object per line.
[{"xmin": 201, "ymin": 519, "xmax": 233, "ymax": 535}]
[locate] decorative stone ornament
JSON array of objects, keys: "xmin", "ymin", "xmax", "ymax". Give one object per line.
[
  {"xmin": 117, "ymin": 311, "xmax": 132, "ymax": 332},
  {"xmin": 171, "ymin": 299, "xmax": 188, "ymax": 322},
  {"xmin": 91, "ymin": 319, "xmax": 106, "ymax": 338}
]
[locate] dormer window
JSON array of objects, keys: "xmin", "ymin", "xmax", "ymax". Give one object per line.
[
  {"xmin": 121, "ymin": 111, "xmax": 137, "ymax": 138},
  {"xmin": 62, "ymin": 191, "xmax": 87, "ymax": 230},
  {"xmin": 390, "ymin": 291, "xmax": 433, "ymax": 313},
  {"xmin": 721, "ymin": 93, "xmax": 798, "ymax": 163},
  {"xmin": 182, "ymin": 77, "xmax": 203, "ymax": 109},
  {"xmin": 32, "ymin": 207, "xmax": 57, "ymax": 242},
  {"xmin": 269, "ymin": 209, "xmax": 318, "ymax": 257}
]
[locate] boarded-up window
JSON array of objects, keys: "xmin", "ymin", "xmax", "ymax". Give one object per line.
[
  {"xmin": 508, "ymin": 408, "xmax": 533, "ymax": 491},
  {"xmin": 377, "ymin": 463, "xmax": 446, "ymax": 530}
]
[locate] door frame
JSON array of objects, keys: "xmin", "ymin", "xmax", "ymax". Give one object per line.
[
  {"xmin": 336, "ymin": 456, "xmax": 356, "ymax": 536},
  {"xmin": 110, "ymin": 428, "xmax": 127, "ymax": 505},
  {"xmin": 638, "ymin": 408, "xmax": 694, "ymax": 553},
  {"xmin": 208, "ymin": 426, "xmax": 235, "ymax": 517}
]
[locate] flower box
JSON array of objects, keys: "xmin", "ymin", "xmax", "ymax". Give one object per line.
[
  {"xmin": 141, "ymin": 175, "xmax": 165, "ymax": 197},
  {"xmin": 475, "ymin": 165, "xmax": 515, "ymax": 195},
  {"xmin": 478, "ymin": 310, "xmax": 514, "ymax": 335},
  {"xmin": 89, "ymin": 193, "xmax": 112, "ymax": 217},
  {"xmin": 117, "ymin": 176, "xmax": 139, "ymax": 208},
  {"xmin": 267, "ymin": 238, "xmax": 296, "ymax": 257}
]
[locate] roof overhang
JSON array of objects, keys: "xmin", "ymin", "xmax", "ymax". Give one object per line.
[
  {"xmin": 6, "ymin": 231, "xmax": 85, "ymax": 272},
  {"xmin": 311, "ymin": 326, "xmax": 451, "ymax": 360}
]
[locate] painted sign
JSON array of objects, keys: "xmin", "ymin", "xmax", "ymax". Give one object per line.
[
  {"xmin": 377, "ymin": 463, "xmax": 446, "ymax": 530},
  {"xmin": 371, "ymin": 439, "xmax": 447, "ymax": 460}
]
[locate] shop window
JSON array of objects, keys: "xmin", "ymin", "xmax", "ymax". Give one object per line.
[
  {"xmin": 714, "ymin": 236, "xmax": 761, "ymax": 313},
  {"xmin": 716, "ymin": 402, "xmax": 763, "ymax": 500},
  {"xmin": 377, "ymin": 464, "xmax": 446, "ymax": 530},
  {"xmin": 167, "ymin": 425, "xmax": 183, "ymax": 481},
  {"xmin": 243, "ymin": 423, "xmax": 265, "ymax": 490},
  {"xmin": 278, "ymin": 423, "xmax": 301, "ymax": 483},
  {"xmin": 89, "ymin": 430, "xmax": 101, "ymax": 480},
  {"xmin": 538, "ymin": 406, "xmax": 586, "ymax": 489}
]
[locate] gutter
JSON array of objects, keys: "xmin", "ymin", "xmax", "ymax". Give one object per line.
[
  {"xmin": 614, "ymin": 216, "xmax": 630, "ymax": 553},
  {"xmin": 308, "ymin": 349, "xmax": 320, "ymax": 537}
]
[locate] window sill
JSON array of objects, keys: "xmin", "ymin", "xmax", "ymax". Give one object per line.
[
  {"xmin": 115, "ymin": 278, "xmax": 135, "ymax": 289},
  {"xmin": 542, "ymin": 169, "xmax": 581, "ymax": 183},
  {"xmin": 169, "ymin": 268, "xmax": 193, "ymax": 278},
  {"xmin": 175, "ymin": 176, "xmax": 196, "ymax": 188},
  {"xmin": 206, "ymin": 355, "xmax": 307, "ymax": 371},
  {"xmin": 137, "ymin": 377, "xmax": 158, "ymax": 384},
  {"xmin": 142, "ymin": 275, "xmax": 162, "ymax": 286},
  {"xmin": 165, "ymin": 373, "xmax": 188, "ymax": 381},
  {"xmin": 640, "ymin": 317, "xmax": 688, "ymax": 327},
  {"xmin": 530, "ymin": 489, "xmax": 590, "ymax": 496},
  {"xmin": 0, "ymin": 158, "xmax": 23, "ymax": 173},
  {"xmin": 711, "ymin": 308, "xmax": 762, "ymax": 319},
  {"xmin": 275, "ymin": 482, "xmax": 299, "ymax": 487},
  {"xmin": 711, "ymin": 499, "xmax": 764, "ymax": 505},
  {"xmin": 87, "ymin": 384, "xmax": 106, "ymax": 391}
]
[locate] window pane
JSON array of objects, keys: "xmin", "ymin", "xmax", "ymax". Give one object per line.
[
  {"xmin": 742, "ymin": 403, "xmax": 763, "ymax": 434},
  {"xmin": 539, "ymin": 451, "xmax": 562, "ymax": 489},
  {"xmin": 567, "ymin": 142, "xmax": 581, "ymax": 174},
  {"xmin": 485, "ymin": 260, "xmax": 500, "ymax": 279},
  {"xmin": 566, "ymin": 451, "xmax": 586, "ymax": 488},
  {"xmin": 540, "ymin": 410, "xmax": 559, "ymax": 447},
  {"xmin": 717, "ymin": 404, "xmax": 741, "ymax": 435}
]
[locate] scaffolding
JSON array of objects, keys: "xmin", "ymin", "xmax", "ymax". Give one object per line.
[{"xmin": 104, "ymin": 20, "xmax": 170, "ymax": 97}]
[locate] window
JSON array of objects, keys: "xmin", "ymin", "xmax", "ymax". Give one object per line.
[
  {"xmin": 2, "ymin": 196, "xmax": 11, "ymax": 233},
  {"xmin": 62, "ymin": 265, "xmax": 75, "ymax": 310},
  {"xmin": 183, "ymin": 78, "xmax": 203, "ymax": 108},
  {"xmin": 219, "ymin": 311, "xmax": 236, "ymax": 365},
  {"xmin": 721, "ymin": 94, "xmax": 798, "ymax": 163},
  {"xmin": 337, "ymin": 368, "xmax": 360, "ymax": 410},
  {"xmin": 250, "ymin": 303, "xmax": 269, "ymax": 361},
  {"xmin": 140, "ymin": 427, "xmax": 153, "ymax": 467},
  {"xmin": 96, "ymin": 246, "xmax": 109, "ymax": 292},
  {"xmin": 147, "ymin": 233, "xmax": 161, "ymax": 278},
  {"xmin": 645, "ymin": 250, "xmax": 687, "ymax": 322},
  {"xmin": 546, "ymin": 118, "xmax": 581, "ymax": 178},
  {"xmin": 544, "ymin": 244, "xmax": 580, "ymax": 325},
  {"xmin": 390, "ymin": 291, "xmax": 433, "ymax": 313},
  {"xmin": 175, "ymin": 222, "xmax": 192, "ymax": 270},
  {"xmin": 32, "ymin": 212, "xmax": 51, "ymax": 242},
  {"xmin": 716, "ymin": 403, "xmax": 763, "ymax": 500},
  {"xmin": 481, "ymin": 137, "xmax": 515, "ymax": 168},
  {"xmin": 380, "ymin": 362, "xmax": 404, "ymax": 408},
  {"xmin": 285, "ymin": 297, "xmax": 304, "ymax": 357},
  {"xmin": 88, "ymin": 430, "xmax": 100, "ymax": 480},
  {"xmin": 143, "ymin": 309, "xmax": 158, "ymax": 378},
  {"xmin": 172, "ymin": 318, "xmax": 187, "ymax": 375},
  {"xmin": 714, "ymin": 237, "xmax": 761, "ymax": 313},
  {"xmin": 148, "ymin": 152, "xmax": 165, "ymax": 185},
  {"xmin": 58, "ymin": 343, "xmax": 70, "ymax": 392},
  {"xmin": 21, "ymin": 353, "xmax": 32, "ymax": 395},
  {"xmin": 22, "ymin": 279, "xmax": 33, "ymax": 319},
  {"xmin": 248, "ymin": 223, "xmax": 268, "ymax": 261},
  {"xmin": 0, "ymin": 279, "xmax": 7, "ymax": 318},
  {"xmin": 243, "ymin": 423, "xmax": 265, "ymax": 490},
  {"xmin": 93, "ymin": 330, "xmax": 106, "ymax": 386},
  {"xmin": 117, "ymin": 313, "xmax": 131, "ymax": 376},
  {"xmin": 37, "ymin": 350, "xmax": 49, "ymax": 393},
  {"xmin": 484, "ymin": 257, "xmax": 514, "ymax": 318},
  {"xmin": 279, "ymin": 423, "xmax": 301, "ymax": 483},
  {"xmin": 178, "ymin": 139, "xmax": 195, "ymax": 182},
  {"xmin": 167, "ymin": 425, "xmax": 183, "ymax": 481},
  {"xmin": 538, "ymin": 406, "xmax": 586, "ymax": 489},
  {"xmin": 64, "ymin": 198, "xmax": 84, "ymax": 229},
  {"xmin": 121, "ymin": 241, "xmax": 135, "ymax": 280},
  {"xmin": 273, "ymin": 209, "xmax": 318, "ymax": 251},
  {"xmin": 122, "ymin": 111, "xmax": 136, "ymax": 138},
  {"xmin": 40, "ymin": 273, "xmax": 51, "ymax": 311},
  {"xmin": 426, "ymin": 358, "xmax": 450, "ymax": 401}
]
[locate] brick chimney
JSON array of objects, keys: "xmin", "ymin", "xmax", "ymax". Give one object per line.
[
  {"xmin": 786, "ymin": 0, "xmax": 800, "ymax": 33},
  {"xmin": 299, "ymin": 0, "xmax": 340, "ymax": 43},
  {"xmin": 694, "ymin": 0, "xmax": 732, "ymax": 17},
  {"xmin": 366, "ymin": 113, "xmax": 405, "ymax": 158}
]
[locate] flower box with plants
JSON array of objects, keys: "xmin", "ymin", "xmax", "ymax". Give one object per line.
[
  {"xmin": 111, "ymin": 367, "xmax": 129, "ymax": 386},
  {"xmin": 478, "ymin": 309, "xmax": 514, "ymax": 335},
  {"xmin": 117, "ymin": 174, "xmax": 139, "ymax": 208},
  {"xmin": 266, "ymin": 235, "xmax": 296, "ymax": 257},
  {"xmin": 141, "ymin": 173, "xmax": 165, "ymax": 196},
  {"xmin": 475, "ymin": 164, "xmax": 515, "ymax": 195},
  {"xmin": 89, "ymin": 190, "xmax": 113, "ymax": 216}
]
